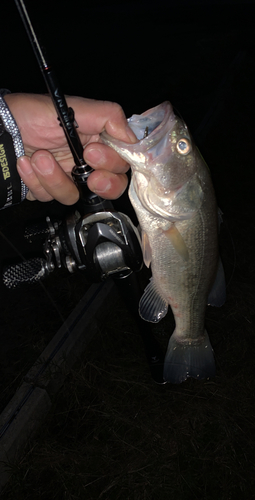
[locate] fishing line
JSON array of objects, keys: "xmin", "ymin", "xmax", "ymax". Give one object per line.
[
  {"xmin": 0, "ymin": 208, "xmax": 107, "ymax": 443},
  {"xmin": 0, "ymin": 274, "xmax": 105, "ymax": 441}
]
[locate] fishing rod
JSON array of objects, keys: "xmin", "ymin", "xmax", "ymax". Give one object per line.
[
  {"xmin": 14, "ymin": 0, "xmax": 102, "ymax": 206},
  {"xmin": 15, "ymin": 0, "xmax": 86, "ymax": 168},
  {"xmin": 10, "ymin": 0, "xmax": 165, "ymax": 383}
]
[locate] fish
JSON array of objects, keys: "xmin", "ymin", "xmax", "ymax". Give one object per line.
[{"xmin": 101, "ymin": 101, "xmax": 226, "ymax": 383}]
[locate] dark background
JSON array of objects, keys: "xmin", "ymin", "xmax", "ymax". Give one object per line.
[
  {"xmin": 1, "ymin": 0, "xmax": 255, "ymax": 404},
  {"xmin": 1, "ymin": 2, "xmax": 255, "ymax": 497},
  {"xmin": 1, "ymin": 0, "xmax": 254, "ymax": 396},
  {"xmin": 2, "ymin": 0, "xmax": 255, "ymax": 208}
]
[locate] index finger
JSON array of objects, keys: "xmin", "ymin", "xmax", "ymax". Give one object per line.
[{"xmin": 67, "ymin": 97, "xmax": 137, "ymax": 142}]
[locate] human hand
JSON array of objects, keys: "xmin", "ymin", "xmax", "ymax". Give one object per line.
[{"xmin": 4, "ymin": 93, "xmax": 137, "ymax": 204}]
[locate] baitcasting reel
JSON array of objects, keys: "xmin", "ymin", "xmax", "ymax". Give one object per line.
[{"xmin": 3, "ymin": 208, "xmax": 143, "ymax": 289}]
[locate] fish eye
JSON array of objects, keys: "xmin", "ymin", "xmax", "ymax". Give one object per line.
[{"xmin": 176, "ymin": 138, "xmax": 191, "ymax": 155}]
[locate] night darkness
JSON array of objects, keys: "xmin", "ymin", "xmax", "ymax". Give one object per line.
[{"xmin": 1, "ymin": 1, "xmax": 255, "ymax": 498}]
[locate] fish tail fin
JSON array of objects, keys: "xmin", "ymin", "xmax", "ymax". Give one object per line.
[{"xmin": 163, "ymin": 330, "xmax": 215, "ymax": 384}]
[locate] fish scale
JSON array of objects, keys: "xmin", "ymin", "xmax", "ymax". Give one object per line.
[{"xmin": 130, "ymin": 181, "xmax": 217, "ymax": 334}]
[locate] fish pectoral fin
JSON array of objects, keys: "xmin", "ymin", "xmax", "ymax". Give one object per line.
[
  {"xmin": 163, "ymin": 330, "xmax": 215, "ymax": 384},
  {"xmin": 141, "ymin": 231, "xmax": 152, "ymax": 268},
  {"xmin": 208, "ymin": 258, "xmax": 226, "ymax": 307},
  {"xmin": 139, "ymin": 277, "xmax": 168, "ymax": 323},
  {"xmin": 164, "ymin": 224, "xmax": 189, "ymax": 261}
]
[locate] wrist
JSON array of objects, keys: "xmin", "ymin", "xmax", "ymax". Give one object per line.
[{"xmin": 0, "ymin": 90, "xmax": 28, "ymax": 208}]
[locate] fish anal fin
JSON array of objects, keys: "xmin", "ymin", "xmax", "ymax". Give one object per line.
[
  {"xmin": 164, "ymin": 224, "xmax": 189, "ymax": 261},
  {"xmin": 163, "ymin": 330, "xmax": 215, "ymax": 384},
  {"xmin": 139, "ymin": 277, "xmax": 168, "ymax": 323}
]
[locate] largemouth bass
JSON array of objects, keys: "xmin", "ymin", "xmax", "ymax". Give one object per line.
[{"xmin": 101, "ymin": 102, "xmax": 226, "ymax": 383}]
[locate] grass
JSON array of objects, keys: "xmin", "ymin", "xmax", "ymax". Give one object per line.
[
  {"xmin": 2, "ymin": 269, "xmax": 255, "ymax": 500},
  {"xmin": 1, "ymin": 12, "xmax": 255, "ymax": 498},
  {"xmin": 1, "ymin": 191, "xmax": 255, "ymax": 499}
]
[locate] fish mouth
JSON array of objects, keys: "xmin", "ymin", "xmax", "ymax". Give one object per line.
[
  {"xmin": 100, "ymin": 102, "xmax": 176, "ymax": 172},
  {"xmin": 127, "ymin": 101, "xmax": 175, "ymax": 143}
]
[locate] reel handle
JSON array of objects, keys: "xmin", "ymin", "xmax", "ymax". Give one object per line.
[{"xmin": 3, "ymin": 257, "xmax": 52, "ymax": 289}]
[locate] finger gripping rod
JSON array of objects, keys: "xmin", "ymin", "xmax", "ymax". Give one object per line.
[{"xmin": 14, "ymin": 0, "xmax": 90, "ymax": 171}]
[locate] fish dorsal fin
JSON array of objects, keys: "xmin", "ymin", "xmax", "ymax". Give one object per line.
[
  {"xmin": 164, "ymin": 224, "xmax": 189, "ymax": 261},
  {"xmin": 208, "ymin": 258, "xmax": 226, "ymax": 307},
  {"xmin": 142, "ymin": 231, "xmax": 152, "ymax": 268},
  {"xmin": 139, "ymin": 277, "xmax": 168, "ymax": 323}
]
